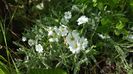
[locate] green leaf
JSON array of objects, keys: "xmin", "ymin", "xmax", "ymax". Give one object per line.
[
  {"xmin": 0, "ymin": 55, "xmax": 8, "ymax": 63},
  {"xmin": 101, "ymin": 17, "xmax": 111, "ymax": 26},
  {"xmin": 97, "ymin": 2, "xmax": 104, "ymax": 10},
  {"xmin": 0, "ymin": 68, "xmax": 5, "ymax": 74},
  {"xmin": 130, "ymin": 0, "xmax": 133, "ymax": 7},
  {"xmin": 93, "ymin": 0, "xmax": 97, "ymax": 7},
  {"xmin": 112, "ymin": 0, "xmax": 120, "ymax": 4},
  {"xmin": 28, "ymin": 68, "xmax": 67, "ymax": 74},
  {"xmin": 114, "ymin": 30, "xmax": 120, "ymax": 36},
  {"xmin": 0, "ymin": 30, "xmax": 4, "ymax": 43},
  {"xmin": 97, "ymin": 25, "xmax": 110, "ymax": 33},
  {"xmin": 0, "ymin": 61, "xmax": 9, "ymax": 74},
  {"xmin": 116, "ymin": 21, "xmax": 124, "ymax": 30}
]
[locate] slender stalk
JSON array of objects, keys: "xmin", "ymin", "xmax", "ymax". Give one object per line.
[{"xmin": 0, "ymin": 21, "xmax": 11, "ymax": 71}]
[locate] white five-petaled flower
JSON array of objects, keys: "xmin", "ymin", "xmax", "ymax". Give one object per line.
[
  {"xmin": 66, "ymin": 30, "xmax": 88, "ymax": 54},
  {"xmin": 64, "ymin": 11, "xmax": 72, "ymax": 20},
  {"xmin": 35, "ymin": 44, "xmax": 43, "ymax": 53},
  {"xmin": 22, "ymin": 36, "xmax": 27, "ymax": 42},
  {"xmin": 28, "ymin": 39, "xmax": 35, "ymax": 46},
  {"xmin": 46, "ymin": 25, "xmax": 89, "ymax": 54},
  {"xmin": 77, "ymin": 15, "xmax": 89, "ymax": 25},
  {"xmin": 66, "ymin": 30, "xmax": 80, "ymax": 54},
  {"xmin": 68, "ymin": 41, "xmax": 81, "ymax": 54}
]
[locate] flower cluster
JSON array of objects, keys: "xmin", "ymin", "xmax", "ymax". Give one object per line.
[
  {"xmin": 61, "ymin": 11, "xmax": 89, "ymax": 26},
  {"xmin": 21, "ymin": 11, "xmax": 90, "ymax": 55},
  {"xmin": 45, "ymin": 11, "xmax": 89, "ymax": 54},
  {"xmin": 47, "ymin": 25, "xmax": 88, "ymax": 54},
  {"xmin": 21, "ymin": 37, "xmax": 44, "ymax": 53},
  {"xmin": 28, "ymin": 39, "xmax": 44, "ymax": 53},
  {"xmin": 47, "ymin": 25, "xmax": 69, "ymax": 42},
  {"xmin": 18, "ymin": 9, "xmax": 97, "ymax": 74}
]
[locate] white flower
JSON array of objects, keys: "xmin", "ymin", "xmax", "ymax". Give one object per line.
[
  {"xmin": 77, "ymin": 15, "xmax": 89, "ymax": 25},
  {"xmin": 28, "ymin": 39, "xmax": 35, "ymax": 46},
  {"xmin": 64, "ymin": 11, "xmax": 72, "ymax": 20},
  {"xmin": 48, "ymin": 27, "xmax": 54, "ymax": 36},
  {"xmin": 98, "ymin": 33, "xmax": 110, "ymax": 39},
  {"xmin": 49, "ymin": 38, "xmax": 58, "ymax": 42},
  {"xmin": 66, "ymin": 30, "xmax": 80, "ymax": 45},
  {"xmin": 69, "ymin": 41, "xmax": 81, "ymax": 54},
  {"xmin": 22, "ymin": 36, "xmax": 27, "ymax": 42},
  {"xmin": 59, "ymin": 25, "xmax": 68, "ymax": 36},
  {"xmin": 49, "ymin": 38, "xmax": 54, "ymax": 42},
  {"xmin": 66, "ymin": 30, "xmax": 88, "ymax": 54},
  {"xmin": 66, "ymin": 30, "xmax": 82, "ymax": 54},
  {"xmin": 48, "ymin": 31, "xmax": 54, "ymax": 36},
  {"xmin": 35, "ymin": 44, "xmax": 43, "ymax": 53},
  {"xmin": 80, "ymin": 37, "xmax": 88, "ymax": 50},
  {"xmin": 36, "ymin": 3, "xmax": 44, "ymax": 10},
  {"xmin": 53, "ymin": 25, "xmax": 68, "ymax": 36}
]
